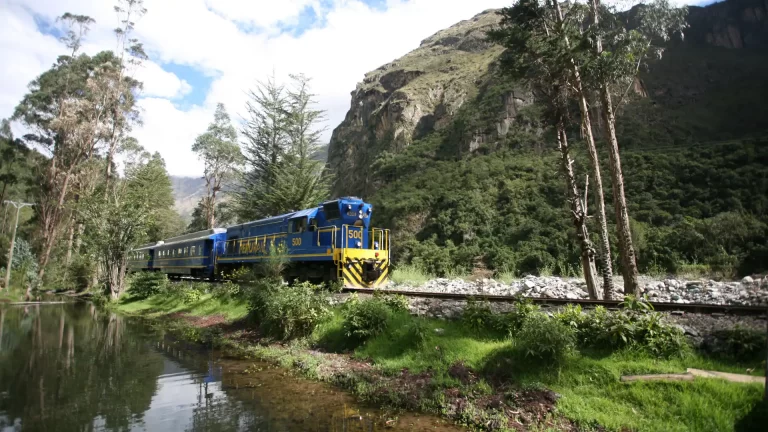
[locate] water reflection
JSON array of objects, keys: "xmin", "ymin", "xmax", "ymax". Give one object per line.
[{"xmin": 0, "ymin": 304, "xmax": 460, "ymax": 432}]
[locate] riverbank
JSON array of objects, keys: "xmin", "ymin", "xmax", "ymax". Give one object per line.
[{"xmin": 113, "ymin": 289, "xmax": 767, "ymax": 432}]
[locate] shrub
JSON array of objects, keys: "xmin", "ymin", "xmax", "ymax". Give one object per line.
[
  {"xmin": 554, "ymin": 304, "xmax": 585, "ymax": 330},
  {"xmin": 379, "ymin": 293, "xmax": 410, "ymax": 312},
  {"xmin": 703, "ymin": 326, "xmax": 766, "ymax": 361},
  {"xmin": 495, "ymin": 297, "xmax": 540, "ymax": 336},
  {"xmin": 620, "ymin": 294, "xmax": 653, "ymax": 312},
  {"xmin": 578, "ymin": 307, "xmax": 688, "ymax": 358},
  {"xmin": 250, "ymin": 280, "xmax": 331, "ymax": 340},
  {"xmin": 515, "ymin": 313, "xmax": 575, "ymax": 364},
  {"xmin": 343, "ymin": 298, "xmax": 392, "ymax": 340},
  {"xmin": 462, "ymin": 298, "xmax": 495, "ymax": 333},
  {"xmin": 177, "ymin": 283, "xmax": 206, "ymax": 304},
  {"xmin": 127, "ymin": 272, "xmax": 169, "ymax": 299},
  {"xmin": 211, "ymin": 279, "xmax": 241, "ymax": 299}
]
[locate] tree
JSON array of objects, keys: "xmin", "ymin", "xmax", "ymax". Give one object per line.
[
  {"xmin": 236, "ymin": 75, "xmax": 290, "ymax": 220},
  {"xmin": 186, "ymin": 198, "xmax": 235, "ymax": 233},
  {"xmin": 80, "ymin": 148, "xmax": 173, "ymax": 299},
  {"xmin": 270, "ymin": 74, "xmax": 332, "ymax": 212},
  {"xmin": 582, "ymin": 0, "xmax": 687, "ymax": 295},
  {"xmin": 13, "ymin": 13, "xmax": 142, "ymax": 284},
  {"xmin": 103, "ymin": 0, "xmax": 148, "ymax": 185},
  {"xmin": 235, "ymin": 74, "xmax": 331, "ymax": 220},
  {"xmin": 487, "ymin": 0, "xmax": 600, "ymax": 297},
  {"xmin": 192, "ymin": 103, "xmax": 241, "ymax": 229}
]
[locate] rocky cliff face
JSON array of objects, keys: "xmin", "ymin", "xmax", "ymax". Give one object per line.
[
  {"xmin": 686, "ymin": 0, "xmax": 768, "ymax": 49},
  {"xmin": 327, "ymin": 9, "xmax": 509, "ymax": 197},
  {"xmin": 327, "ymin": 0, "xmax": 768, "ymax": 198}
]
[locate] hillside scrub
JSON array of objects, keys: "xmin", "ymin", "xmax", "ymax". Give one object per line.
[
  {"xmin": 371, "ymin": 133, "xmax": 768, "ymax": 279},
  {"xmin": 115, "ymin": 281, "xmax": 767, "ymax": 431}
]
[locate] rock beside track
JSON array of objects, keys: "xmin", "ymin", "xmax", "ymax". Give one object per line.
[{"xmin": 389, "ymin": 274, "xmax": 768, "ymax": 306}]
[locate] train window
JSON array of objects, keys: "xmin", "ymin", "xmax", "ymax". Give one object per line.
[
  {"xmin": 308, "ymin": 218, "xmax": 317, "ymax": 231},
  {"xmin": 323, "ymin": 201, "xmax": 341, "ymax": 220},
  {"xmin": 184, "ymin": 247, "xmax": 188, "ymax": 256},
  {"xmin": 191, "ymin": 246, "xmax": 196, "ymax": 255},
  {"xmin": 290, "ymin": 218, "xmax": 307, "ymax": 233}
]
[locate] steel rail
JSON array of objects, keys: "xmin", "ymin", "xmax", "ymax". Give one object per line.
[{"xmin": 343, "ymin": 287, "xmax": 768, "ymax": 316}]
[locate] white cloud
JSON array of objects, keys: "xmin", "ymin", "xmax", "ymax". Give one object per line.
[
  {"xmin": 135, "ymin": 61, "xmax": 193, "ymax": 99},
  {"xmin": 1, "ymin": 0, "xmax": 707, "ymax": 176}
]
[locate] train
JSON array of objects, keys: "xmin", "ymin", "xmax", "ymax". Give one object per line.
[{"xmin": 127, "ymin": 197, "xmax": 390, "ymax": 288}]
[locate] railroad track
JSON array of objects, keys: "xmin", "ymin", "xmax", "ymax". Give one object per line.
[{"xmin": 343, "ymin": 287, "xmax": 768, "ymax": 316}]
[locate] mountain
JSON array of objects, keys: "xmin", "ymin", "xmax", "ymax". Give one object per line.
[
  {"xmin": 170, "ymin": 176, "xmax": 206, "ymax": 222},
  {"xmin": 326, "ymin": 0, "xmax": 768, "ymax": 278},
  {"xmin": 169, "ymin": 143, "xmax": 328, "ymax": 224}
]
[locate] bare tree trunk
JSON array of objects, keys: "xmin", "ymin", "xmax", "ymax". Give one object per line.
[
  {"xmin": 556, "ymin": 121, "xmax": 599, "ymax": 299},
  {"xmin": 65, "ymin": 218, "xmax": 75, "ymax": 267},
  {"xmin": 598, "ymin": 86, "xmax": 640, "ymax": 296},
  {"xmin": 37, "ymin": 170, "xmax": 75, "ymax": 284},
  {"xmin": 577, "ymin": 92, "xmax": 614, "ymax": 298},
  {"xmin": 590, "ymin": 0, "xmax": 640, "ymax": 296},
  {"xmin": 552, "ymin": 0, "xmax": 614, "ymax": 297}
]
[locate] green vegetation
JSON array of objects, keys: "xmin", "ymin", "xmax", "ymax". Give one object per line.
[{"xmin": 115, "ymin": 273, "xmax": 767, "ymax": 431}]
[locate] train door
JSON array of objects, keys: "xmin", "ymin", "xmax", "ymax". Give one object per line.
[{"xmin": 288, "ymin": 217, "xmax": 308, "ymax": 253}]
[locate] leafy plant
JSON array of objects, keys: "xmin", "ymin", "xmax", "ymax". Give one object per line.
[
  {"xmin": 703, "ymin": 326, "xmax": 766, "ymax": 361},
  {"xmin": 343, "ymin": 298, "xmax": 392, "ymax": 340},
  {"xmin": 496, "ymin": 297, "xmax": 540, "ymax": 336},
  {"xmin": 515, "ymin": 313, "xmax": 575, "ymax": 364},
  {"xmin": 250, "ymin": 281, "xmax": 331, "ymax": 340},
  {"xmin": 462, "ymin": 298, "xmax": 495, "ymax": 334},
  {"xmin": 178, "ymin": 283, "xmax": 205, "ymax": 304},
  {"xmin": 554, "ymin": 304, "xmax": 585, "ymax": 330},
  {"xmin": 620, "ymin": 294, "xmax": 654, "ymax": 312},
  {"xmin": 127, "ymin": 272, "xmax": 169, "ymax": 299}
]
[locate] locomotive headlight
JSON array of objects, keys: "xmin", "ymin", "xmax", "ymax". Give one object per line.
[
  {"xmin": 374, "ymin": 241, "xmax": 379, "ymax": 249},
  {"xmin": 356, "ymin": 241, "xmax": 362, "ymax": 247},
  {"xmin": 347, "ymin": 204, "xmax": 352, "ymax": 210}
]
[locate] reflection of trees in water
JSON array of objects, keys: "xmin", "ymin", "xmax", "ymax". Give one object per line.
[
  {"xmin": 159, "ymin": 344, "xmax": 378, "ymax": 432},
  {"xmin": 0, "ymin": 304, "xmax": 164, "ymax": 431}
]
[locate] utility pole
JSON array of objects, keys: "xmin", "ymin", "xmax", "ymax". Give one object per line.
[{"xmin": 3, "ymin": 200, "xmax": 34, "ymax": 290}]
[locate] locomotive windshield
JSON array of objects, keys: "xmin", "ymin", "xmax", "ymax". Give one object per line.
[{"xmin": 323, "ymin": 201, "xmax": 341, "ymax": 220}]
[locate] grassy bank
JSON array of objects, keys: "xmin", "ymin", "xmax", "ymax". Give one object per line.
[{"xmin": 112, "ymin": 280, "xmax": 767, "ymax": 431}]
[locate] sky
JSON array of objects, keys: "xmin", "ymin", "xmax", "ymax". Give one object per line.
[{"xmin": 1, "ymin": 0, "xmax": 705, "ymax": 177}]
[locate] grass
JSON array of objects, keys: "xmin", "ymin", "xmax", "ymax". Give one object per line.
[
  {"xmin": 116, "ymin": 292, "xmax": 249, "ymax": 321},
  {"xmin": 308, "ymin": 309, "xmax": 766, "ymax": 432},
  {"xmin": 112, "ymin": 285, "xmax": 767, "ymax": 432},
  {"xmin": 389, "ymin": 264, "xmax": 434, "ymax": 286}
]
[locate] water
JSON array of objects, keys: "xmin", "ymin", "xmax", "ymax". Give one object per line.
[{"xmin": 0, "ymin": 303, "xmax": 461, "ymax": 432}]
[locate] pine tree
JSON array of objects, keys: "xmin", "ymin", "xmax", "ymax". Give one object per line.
[{"xmin": 236, "ymin": 74, "xmax": 330, "ymax": 219}]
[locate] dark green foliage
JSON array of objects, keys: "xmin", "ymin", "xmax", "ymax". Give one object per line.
[
  {"xmin": 573, "ymin": 307, "xmax": 689, "ymax": 358},
  {"xmin": 373, "ymin": 292, "xmax": 409, "ymax": 312},
  {"xmin": 515, "ymin": 313, "xmax": 576, "ymax": 364},
  {"xmin": 210, "ymin": 279, "xmax": 241, "ymax": 300},
  {"xmin": 371, "ymin": 130, "xmax": 768, "ymax": 276},
  {"xmin": 702, "ymin": 326, "xmax": 767, "ymax": 362},
  {"xmin": 461, "ymin": 299, "xmax": 496, "ymax": 334},
  {"xmin": 127, "ymin": 272, "xmax": 169, "ymax": 299},
  {"xmin": 342, "ymin": 298, "xmax": 393, "ymax": 340},
  {"xmin": 247, "ymin": 280, "xmax": 331, "ymax": 340},
  {"xmin": 462, "ymin": 297, "xmax": 540, "ymax": 337}
]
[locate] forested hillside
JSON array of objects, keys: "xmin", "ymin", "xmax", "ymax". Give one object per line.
[{"xmin": 328, "ymin": 0, "xmax": 768, "ymax": 278}]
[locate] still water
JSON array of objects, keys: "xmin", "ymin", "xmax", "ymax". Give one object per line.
[{"xmin": 0, "ymin": 303, "xmax": 462, "ymax": 432}]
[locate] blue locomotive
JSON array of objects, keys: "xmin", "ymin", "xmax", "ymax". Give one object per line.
[{"xmin": 128, "ymin": 197, "xmax": 390, "ymax": 288}]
